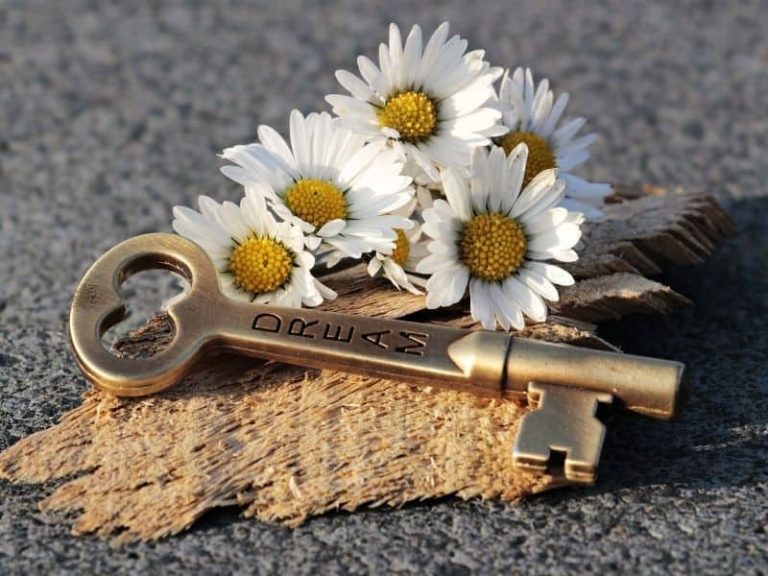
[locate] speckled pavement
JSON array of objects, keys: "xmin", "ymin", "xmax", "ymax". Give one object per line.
[{"xmin": 1, "ymin": 1, "xmax": 767, "ymax": 574}]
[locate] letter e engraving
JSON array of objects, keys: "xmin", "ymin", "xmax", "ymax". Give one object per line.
[
  {"xmin": 252, "ymin": 313, "xmax": 281, "ymax": 333},
  {"xmin": 288, "ymin": 318, "xmax": 318, "ymax": 338},
  {"xmin": 395, "ymin": 331, "xmax": 428, "ymax": 356},
  {"xmin": 323, "ymin": 323, "xmax": 355, "ymax": 343}
]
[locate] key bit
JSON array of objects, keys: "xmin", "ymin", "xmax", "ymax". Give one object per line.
[
  {"xmin": 513, "ymin": 383, "xmax": 613, "ymax": 484},
  {"xmin": 69, "ymin": 233, "xmax": 689, "ymax": 484}
]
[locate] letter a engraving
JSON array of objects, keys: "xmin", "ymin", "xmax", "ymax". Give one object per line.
[{"xmin": 362, "ymin": 330, "xmax": 391, "ymax": 349}]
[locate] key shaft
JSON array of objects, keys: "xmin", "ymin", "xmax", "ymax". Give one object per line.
[{"xmin": 197, "ymin": 297, "xmax": 512, "ymax": 399}]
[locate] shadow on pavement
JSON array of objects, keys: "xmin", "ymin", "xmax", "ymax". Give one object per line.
[{"xmin": 588, "ymin": 195, "xmax": 768, "ymax": 495}]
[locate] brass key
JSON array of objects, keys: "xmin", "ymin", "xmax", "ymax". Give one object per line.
[{"xmin": 69, "ymin": 233, "xmax": 688, "ymax": 484}]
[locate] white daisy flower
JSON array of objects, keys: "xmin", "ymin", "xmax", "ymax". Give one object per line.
[
  {"xmin": 172, "ymin": 194, "xmax": 335, "ymax": 307},
  {"xmin": 220, "ymin": 110, "xmax": 414, "ymax": 265},
  {"xmin": 326, "ymin": 22, "xmax": 505, "ymax": 183},
  {"xmin": 366, "ymin": 200, "xmax": 428, "ymax": 294},
  {"xmin": 496, "ymin": 67, "xmax": 612, "ymax": 219},
  {"xmin": 417, "ymin": 145, "xmax": 581, "ymax": 331}
]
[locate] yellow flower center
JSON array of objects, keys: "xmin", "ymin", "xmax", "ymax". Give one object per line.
[
  {"xmin": 229, "ymin": 236, "xmax": 294, "ymax": 295},
  {"xmin": 390, "ymin": 229, "xmax": 410, "ymax": 266},
  {"xmin": 500, "ymin": 131, "xmax": 557, "ymax": 189},
  {"xmin": 378, "ymin": 91, "xmax": 438, "ymax": 144},
  {"xmin": 459, "ymin": 213, "xmax": 527, "ymax": 282},
  {"xmin": 283, "ymin": 178, "xmax": 348, "ymax": 229}
]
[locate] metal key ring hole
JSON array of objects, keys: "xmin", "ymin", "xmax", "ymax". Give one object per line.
[
  {"xmin": 101, "ymin": 267, "xmax": 189, "ymax": 357},
  {"xmin": 69, "ymin": 233, "xmax": 220, "ymax": 396}
]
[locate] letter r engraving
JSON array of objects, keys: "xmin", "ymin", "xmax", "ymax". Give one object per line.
[{"xmin": 288, "ymin": 318, "xmax": 318, "ymax": 338}]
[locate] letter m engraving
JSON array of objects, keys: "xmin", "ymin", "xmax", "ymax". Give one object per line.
[{"xmin": 395, "ymin": 331, "xmax": 428, "ymax": 356}]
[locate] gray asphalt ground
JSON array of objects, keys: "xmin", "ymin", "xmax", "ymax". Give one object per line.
[{"xmin": 1, "ymin": 1, "xmax": 767, "ymax": 574}]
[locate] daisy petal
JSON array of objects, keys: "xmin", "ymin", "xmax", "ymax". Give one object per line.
[
  {"xmin": 496, "ymin": 66, "xmax": 605, "ymax": 220},
  {"xmin": 330, "ymin": 22, "xmax": 503, "ymax": 179}
]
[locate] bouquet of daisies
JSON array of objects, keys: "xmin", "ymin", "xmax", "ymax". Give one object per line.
[{"xmin": 173, "ymin": 23, "xmax": 611, "ymax": 331}]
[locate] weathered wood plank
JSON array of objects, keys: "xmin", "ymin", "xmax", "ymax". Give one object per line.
[{"xmin": 0, "ymin": 187, "xmax": 732, "ymax": 544}]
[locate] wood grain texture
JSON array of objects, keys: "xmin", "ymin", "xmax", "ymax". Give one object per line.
[{"xmin": 0, "ymin": 187, "xmax": 733, "ymax": 544}]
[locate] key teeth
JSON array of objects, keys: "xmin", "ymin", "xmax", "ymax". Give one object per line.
[
  {"xmin": 513, "ymin": 453, "xmax": 549, "ymax": 475},
  {"xmin": 566, "ymin": 465, "xmax": 598, "ymax": 485},
  {"xmin": 512, "ymin": 382, "xmax": 611, "ymax": 485},
  {"xmin": 513, "ymin": 454, "xmax": 598, "ymax": 485}
]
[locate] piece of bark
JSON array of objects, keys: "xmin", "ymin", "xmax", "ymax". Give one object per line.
[
  {"xmin": 0, "ymin": 186, "xmax": 733, "ymax": 544},
  {"xmin": 570, "ymin": 191, "xmax": 734, "ymax": 278},
  {"xmin": 308, "ymin": 188, "xmax": 734, "ymax": 321},
  {"xmin": 555, "ymin": 273, "xmax": 691, "ymax": 322}
]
